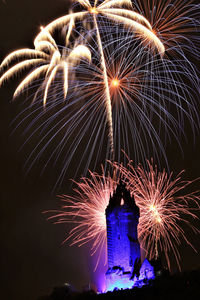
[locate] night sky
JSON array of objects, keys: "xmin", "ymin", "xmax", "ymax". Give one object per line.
[{"xmin": 0, "ymin": 1, "xmax": 200, "ymax": 300}]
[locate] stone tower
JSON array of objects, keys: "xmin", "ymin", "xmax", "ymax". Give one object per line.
[{"xmin": 105, "ymin": 180, "xmax": 141, "ymax": 291}]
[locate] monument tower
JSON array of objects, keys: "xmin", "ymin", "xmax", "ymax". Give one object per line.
[{"xmin": 105, "ymin": 180, "xmax": 141, "ymax": 291}]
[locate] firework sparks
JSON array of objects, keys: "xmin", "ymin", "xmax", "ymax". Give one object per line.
[
  {"xmin": 13, "ymin": 23, "xmax": 199, "ymax": 184},
  {"xmin": 131, "ymin": 0, "xmax": 200, "ymax": 59},
  {"xmin": 0, "ymin": 28, "xmax": 91, "ymax": 106},
  {"xmin": 34, "ymin": 0, "xmax": 165, "ymax": 156},
  {"xmin": 46, "ymin": 168, "xmax": 118, "ymax": 270},
  {"xmin": 69, "ymin": 25, "xmax": 198, "ymax": 174},
  {"xmin": 37, "ymin": 0, "xmax": 164, "ymax": 55},
  {"xmin": 47, "ymin": 160, "xmax": 200, "ymax": 270},
  {"xmin": 115, "ymin": 160, "xmax": 200, "ymax": 270}
]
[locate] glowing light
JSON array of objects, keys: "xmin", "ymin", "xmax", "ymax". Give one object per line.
[
  {"xmin": 156, "ymin": 217, "xmax": 162, "ymax": 224},
  {"xmin": 149, "ymin": 204, "xmax": 156, "ymax": 212},
  {"xmin": 89, "ymin": 7, "xmax": 98, "ymax": 14},
  {"xmin": 106, "ymin": 278, "xmax": 133, "ymax": 292},
  {"xmin": 120, "ymin": 198, "xmax": 124, "ymax": 205},
  {"xmin": 111, "ymin": 78, "xmax": 120, "ymax": 88},
  {"xmin": 149, "ymin": 204, "xmax": 160, "ymax": 218}
]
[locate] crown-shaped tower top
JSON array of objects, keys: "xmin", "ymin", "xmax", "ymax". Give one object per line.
[{"xmin": 106, "ymin": 179, "xmax": 139, "ymax": 214}]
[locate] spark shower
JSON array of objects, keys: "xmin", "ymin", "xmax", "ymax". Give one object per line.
[{"xmin": 0, "ymin": 0, "xmax": 199, "ymax": 178}]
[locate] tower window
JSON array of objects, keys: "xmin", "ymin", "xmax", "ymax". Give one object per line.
[{"xmin": 120, "ymin": 198, "xmax": 124, "ymax": 206}]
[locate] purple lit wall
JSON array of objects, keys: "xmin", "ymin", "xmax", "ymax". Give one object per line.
[{"xmin": 105, "ymin": 181, "xmax": 141, "ymax": 291}]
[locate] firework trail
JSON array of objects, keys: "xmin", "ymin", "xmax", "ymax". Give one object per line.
[{"xmin": 47, "ymin": 160, "xmax": 200, "ymax": 270}]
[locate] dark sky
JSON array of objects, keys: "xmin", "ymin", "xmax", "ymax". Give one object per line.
[{"xmin": 0, "ymin": 1, "xmax": 200, "ymax": 300}]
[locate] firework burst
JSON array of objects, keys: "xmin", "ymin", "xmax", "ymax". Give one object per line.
[
  {"xmin": 12, "ymin": 0, "xmax": 165, "ymax": 156},
  {"xmin": 116, "ymin": 159, "xmax": 200, "ymax": 270},
  {"xmin": 132, "ymin": 0, "xmax": 200, "ymax": 57},
  {"xmin": 62, "ymin": 24, "xmax": 198, "ymax": 176},
  {"xmin": 46, "ymin": 167, "xmax": 118, "ymax": 270},
  {"xmin": 12, "ymin": 20, "xmax": 198, "ymax": 184}
]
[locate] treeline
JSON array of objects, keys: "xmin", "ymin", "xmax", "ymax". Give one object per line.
[{"xmin": 38, "ymin": 268, "xmax": 200, "ymax": 300}]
